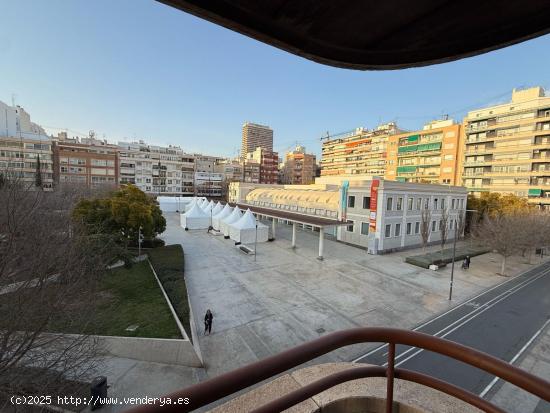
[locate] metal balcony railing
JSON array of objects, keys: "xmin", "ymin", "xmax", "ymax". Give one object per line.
[{"xmin": 126, "ymin": 327, "xmax": 550, "ymax": 413}]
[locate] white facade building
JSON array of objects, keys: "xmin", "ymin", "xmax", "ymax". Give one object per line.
[
  {"xmin": 0, "ymin": 101, "xmax": 53, "ymax": 189},
  {"xmin": 118, "ymin": 141, "xmax": 195, "ymax": 196},
  {"xmin": 230, "ymin": 178, "xmax": 467, "ymax": 254}
]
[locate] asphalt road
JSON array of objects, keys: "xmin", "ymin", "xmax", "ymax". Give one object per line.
[{"xmin": 353, "ymin": 260, "xmax": 550, "ymax": 397}]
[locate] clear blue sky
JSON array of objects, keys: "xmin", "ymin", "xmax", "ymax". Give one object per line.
[{"xmin": 1, "ymin": 0, "xmax": 549, "ymax": 158}]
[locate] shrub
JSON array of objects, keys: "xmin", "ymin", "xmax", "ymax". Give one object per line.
[{"xmin": 148, "ymin": 245, "xmax": 191, "ymax": 340}]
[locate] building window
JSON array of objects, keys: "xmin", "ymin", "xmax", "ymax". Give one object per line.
[
  {"xmin": 416, "ymin": 198, "xmax": 422, "ymax": 210},
  {"xmin": 439, "ymin": 220, "xmax": 443, "ymax": 230},
  {"xmin": 361, "ymin": 222, "xmax": 369, "ymax": 235},
  {"xmin": 415, "ymin": 222, "xmax": 420, "ymax": 234},
  {"xmin": 424, "ymin": 198, "xmax": 430, "ymax": 209},
  {"xmin": 406, "ymin": 222, "xmax": 412, "ymax": 235},
  {"xmin": 363, "ymin": 196, "xmax": 371, "ymax": 209},
  {"xmin": 451, "ymin": 199, "xmax": 455, "ymax": 209},
  {"xmin": 441, "ymin": 198, "xmax": 445, "ymax": 209},
  {"xmin": 396, "ymin": 197, "xmax": 403, "ymax": 211},
  {"xmin": 407, "ymin": 198, "xmax": 413, "ymax": 210},
  {"xmin": 395, "ymin": 223, "xmax": 401, "ymax": 237},
  {"xmin": 432, "ymin": 221, "xmax": 437, "ymax": 232},
  {"xmin": 387, "ymin": 197, "xmax": 393, "ymax": 211},
  {"xmin": 385, "ymin": 224, "xmax": 391, "ymax": 238},
  {"xmin": 346, "ymin": 220, "xmax": 354, "ymax": 232},
  {"xmin": 434, "ymin": 198, "xmax": 438, "ymax": 209},
  {"xmin": 348, "ymin": 196, "xmax": 355, "ymax": 208}
]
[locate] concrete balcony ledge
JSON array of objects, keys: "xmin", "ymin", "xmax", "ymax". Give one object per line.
[{"xmin": 207, "ymin": 362, "xmax": 480, "ymax": 413}]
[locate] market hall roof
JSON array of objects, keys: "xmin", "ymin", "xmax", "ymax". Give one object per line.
[
  {"xmin": 245, "ymin": 188, "xmax": 339, "ymax": 212},
  {"xmin": 157, "ymin": 0, "xmax": 550, "ymax": 70}
]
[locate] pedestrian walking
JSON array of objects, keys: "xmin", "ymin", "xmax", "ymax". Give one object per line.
[
  {"xmin": 465, "ymin": 255, "xmax": 471, "ymax": 269},
  {"xmin": 204, "ymin": 309, "xmax": 213, "ymax": 335}
]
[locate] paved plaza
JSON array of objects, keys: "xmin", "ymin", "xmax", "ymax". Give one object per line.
[{"xmin": 160, "ymin": 212, "xmax": 543, "ymax": 378}]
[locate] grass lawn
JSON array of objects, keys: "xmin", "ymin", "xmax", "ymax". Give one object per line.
[{"xmin": 49, "ymin": 261, "xmax": 181, "ymax": 339}]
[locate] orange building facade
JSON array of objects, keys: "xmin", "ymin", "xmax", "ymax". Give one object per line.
[{"xmin": 385, "ymin": 120, "xmax": 463, "ymax": 185}]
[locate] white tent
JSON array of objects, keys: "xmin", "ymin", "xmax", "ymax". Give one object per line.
[
  {"xmin": 202, "ymin": 200, "xmax": 214, "ymax": 212},
  {"xmin": 229, "ymin": 209, "xmax": 269, "ymax": 244},
  {"xmin": 180, "ymin": 203, "xmax": 210, "ymax": 230},
  {"xmin": 196, "ymin": 198, "xmax": 206, "ymax": 208},
  {"xmin": 202, "ymin": 201, "xmax": 214, "ymax": 217},
  {"xmin": 211, "ymin": 201, "xmax": 223, "ymax": 216},
  {"xmin": 185, "ymin": 197, "xmax": 197, "ymax": 212},
  {"xmin": 220, "ymin": 206, "xmax": 243, "ymax": 237},
  {"xmin": 212, "ymin": 204, "xmax": 233, "ymax": 231},
  {"xmin": 158, "ymin": 196, "xmax": 193, "ymax": 213}
]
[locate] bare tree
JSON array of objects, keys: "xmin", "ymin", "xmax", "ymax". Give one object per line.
[
  {"xmin": 0, "ymin": 175, "xmax": 117, "ymax": 407},
  {"xmin": 440, "ymin": 208, "xmax": 449, "ymax": 255},
  {"xmin": 473, "ymin": 212, "xmax": 520, "ymax": 276},
  {"xmin": 420, "ymin": 207, "xmax": 432, "ymax": 251}
]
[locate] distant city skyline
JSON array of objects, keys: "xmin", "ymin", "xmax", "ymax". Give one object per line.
[{"xmin": 1, "ymin": 0, "xmax": 549, "ymax": 159}]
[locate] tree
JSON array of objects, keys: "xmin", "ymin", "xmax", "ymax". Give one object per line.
[
  {"xmin": 0, "ymin": 176, "xmax": 116, "ymax": 406},
  {"xmin": 420, "ymin": 207, "xmax": 432, "ymax": 251},
  {"xmin": 473, "ymin": 212, "xmax": 521, "ymax": 275},
  {"xmin": 73, "ymin": 184, "xmax": 166, "ymax": 249},
  {"xmin": 34, "ymin": 154, "xmax": 42, "ymax": 188},
  {"xmin": 467, "ymin": 192, "xmax": 531, "ymax": 219}
]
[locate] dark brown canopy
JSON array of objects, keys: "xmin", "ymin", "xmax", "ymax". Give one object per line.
[{"xmin": 158, "ymin": 0, "xmax": 550, "ymax": 70}]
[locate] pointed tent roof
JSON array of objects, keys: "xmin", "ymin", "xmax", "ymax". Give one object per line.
[
  {"xmin": 222, "ymin": 205, "xmax": 242, "ymax": 224},
  {"xmin": 203, "ymin": 200, "xmax": 214, "ymax": 214},
  {"xmin": 211, "ymin": 201, "xmax": 223, "ymax": 216},
  {"xmin": 232, "ymin": 209, "xmax": 267, "ymax": 230},
  {"xmin": 196, "ymin": 198, "xmax": 205, "ymax": 207},
  {"xmin": 213, "ymin": 203, "xmax": 232, "ymax": 219},
  {"xmin": 185, "ymin": 197, "xmax": 197, "ymax": 208},
  {"xmin": 184, "ymin": 202, "xmax": 209, "ymax": 218}
]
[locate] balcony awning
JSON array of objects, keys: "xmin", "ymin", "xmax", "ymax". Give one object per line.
[
  {"xmin": 158, "ymin": 0, "xmax": 550, "ymax": 70},
  {"xmin": 528, "ymin": 188, "xmax": 542, "ymax": 196}
]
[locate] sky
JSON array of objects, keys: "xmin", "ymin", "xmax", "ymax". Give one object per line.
[{"xmin": 1, "ymin": 0, "xmax": 549, "ymax": 158}]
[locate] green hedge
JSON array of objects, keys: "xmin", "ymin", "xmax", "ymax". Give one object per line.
[
  {"xmin": 405, "ymin": 246, "xmax": 489, "ymax": 269},
  {"xmin": 148, "ymin": 245, "xmax": 192, "ymax": 341}
]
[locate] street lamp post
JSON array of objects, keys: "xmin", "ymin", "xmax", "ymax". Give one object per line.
[
  {"xmin": 449, "ymin": 217, "xmax": 458, "ymax": 301},
  {"xmin": 254, "ymin": 220, "xmax": 258, "ymax": 262}
]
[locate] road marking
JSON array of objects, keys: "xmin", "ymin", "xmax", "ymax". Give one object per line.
[
  {"xmin": 353, "ymin": 263, "xmax": 550, "ymax": 363},
  {"xmin": 352, "ymin": 263, "xmax": 549, "ymax": 363},
  {"xmin": 478, "ymin": 318, "xmax": 550, "ymax": 398},
  {"xmin": 391, "ymin": 270, "xmax": 550, "ymax": 367},
  {"xmin": 388, "ymin": 268, "xmax": 550, "ymax": 365}
]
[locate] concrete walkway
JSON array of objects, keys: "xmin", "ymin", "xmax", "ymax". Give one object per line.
[{"xmin": 161, "ymin": 213, "xmax": 543, "ymax": 379}]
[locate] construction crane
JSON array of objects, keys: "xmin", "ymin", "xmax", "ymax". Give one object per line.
[{"xmin": 320, "ymin": 128, "xmax": 357, "ymax": 142}]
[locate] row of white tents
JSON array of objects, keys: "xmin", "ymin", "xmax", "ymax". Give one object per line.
[{"xmin": 180, "ymin": 197, "xmax": 269, "ymax": 244}]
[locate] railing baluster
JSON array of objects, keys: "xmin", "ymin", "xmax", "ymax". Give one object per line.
[{"xmin": 386, "ymin": 342, "xmax": 395, "ymax": 413}]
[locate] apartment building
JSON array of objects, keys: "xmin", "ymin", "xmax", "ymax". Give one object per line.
[
  {"xmin": 194, "ymin": 154, "xmax": 224, "ymax": 196},
  {"xmin": 281, "ymin": 145, "xmax": 317, "ymax": 184},
  {"xmin": 53, "ymin": 136, "xmax": 118, "ymax": 188},
  {"xmin": 247, "ymin": 147, "xmax": 278, "ymax": 184},
  {"xmin": 117, "ymin": 141, "xmax": 154, "ymax": 192},
  {"xmin": 386, "ymin": 119, "xmax": 462, "ymax": 185},
  {"xmin": 242, "ymin": 159, "xmax": 260, "ymax": 183},
  {"xmin": 214, "ymin": 158, "xmax": 243, "ymax": 182},
  {"xmin": 320, "ymin": 122, "xmax": 401, "ymax": 177},
  {"xmin": 461, "ymin": 87, "xmax": 550, "ymax": 208},
  {"xmin": 149, "ymin": 144, "xmax": 189, "ymax": 195},
  {"xmin": 0, "ymin": 101, "xmax": 53, "ymax": 189},
  {"xmin": 241, "ymin": 122, "xmax": 273, "ymax": 157}
]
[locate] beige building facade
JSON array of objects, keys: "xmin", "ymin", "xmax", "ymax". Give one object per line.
[
  {"xmin": 461, "ymin": 87, "xmax": 550, "ymax": 207},
  {"xmin": 241, "ymin": 122, "xmax": 273, "ymax": 158},
  {"xmin": 320, "ymin": 123, "xmax": 401, "ymax": 177},
  {"xmin": 386, "ymin": 119, "xmax": 463, "ymax": 185},
  {"xmin": 282, "ymin": 145, "xmax": 316, "ymax": 184}
]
